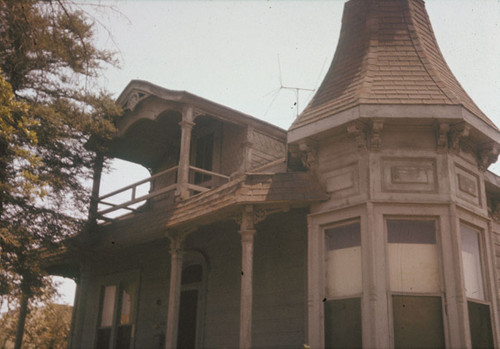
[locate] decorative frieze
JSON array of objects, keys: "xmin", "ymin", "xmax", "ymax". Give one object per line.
[
  {"xmin": 382, "ymin": 158, "xmax": 437, "ymax": 193},
  {"xmin": 454, "ymin": 165, "xmax": 481, "ymax": 206},
  {"xmin": 325, "ymin": 163, "xmax": 359, "ymax": 196}
]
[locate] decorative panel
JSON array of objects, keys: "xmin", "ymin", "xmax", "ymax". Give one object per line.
[
  {"xmin": 455, "ymin": 166, "xmax": 481, "ymax": 206},
  {"xmin": 325, "ymin": 163, "xmax": 359, "ymax": 196},
  {"xmin": 382, "ymin": 158, "xmax": 436, "ymax": 193}
]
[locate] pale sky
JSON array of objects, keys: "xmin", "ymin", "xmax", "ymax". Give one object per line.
[{"xmin": 56, "ymin": 0, "xmax": 500, "ymax": 304}]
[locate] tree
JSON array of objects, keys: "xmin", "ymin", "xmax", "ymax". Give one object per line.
[
  {"xmin": 0, "ymin": 294, "xmax": 73, "ymax": 349},
  {"xmin": 0, "ymin": 0, "xmax": 121, "ymax": 347}
]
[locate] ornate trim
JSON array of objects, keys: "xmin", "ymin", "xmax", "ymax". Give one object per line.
[
  {"xmin": 436, "ymin": 121, "xmax": 450, "ymax": 152},
  {"xmin": 449, "ymin": 122, "xmax": 470, "ymax": 153},
  {"xmin": 347, "ymin": 121, "xmax": 367, "ymax": 151},
  {"xmin": 124, "ymin": 91, "xmax": 150, "ymax": 111},
  {"xmin": 478, "ymin": 142, "xmax": 500, "ymax": 172},
  {"xmin": 298, "ymin": 140, "xmax": 318, "ymax": 171},
  {"xmin": 369, "ymin": 119, "xmax": 384, "ymax": 150}
]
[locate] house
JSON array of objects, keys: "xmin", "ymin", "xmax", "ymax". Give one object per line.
[{"xmin": 46, "ymin": 0, "xmax": 500, "ymax": 347}]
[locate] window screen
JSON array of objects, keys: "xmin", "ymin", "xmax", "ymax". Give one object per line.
[
  {"xmin": 387, "ymin": 219, "xmax": 440, "ymax": 293},
  {"xmin": 392, "ymin": 296, "xmax": 445, "ymax": 348},
  {"xmin": 324, "ymin": 298, "xmax": 362, "ymax": 349},
  {"xmin": 461, "ymin": 225, "xmax": 485, "ymax": 300},
  {"xmin": 325, "ymin": 221, "xmax": 361, "ymax": 297}
]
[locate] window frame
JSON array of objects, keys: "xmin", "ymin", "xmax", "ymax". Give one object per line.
[
  {"xmin": 459, "ymin": 221, "xmax": 495, "ymax": 347},
  {"xmin": 94, "ymin": 270, "xmax": 140, "ymax": 349},
  {"xmin": 322, "ymin": 218, "xmax": 363, "ymax": 349},
  {"xmin": 384, "ymin": 216, "xmax": 447, "ymax": 348}
]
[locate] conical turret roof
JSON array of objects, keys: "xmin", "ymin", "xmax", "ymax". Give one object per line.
[{"xmin": 290, "ymin": 0, "xmax": 496, "ymax": 131}]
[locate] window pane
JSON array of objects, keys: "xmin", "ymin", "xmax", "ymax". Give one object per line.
[
  {"xmin": 181, "ymin": 265, "xmax": 203, "ymax": 285},
  {"xmin": 324, "ymin": 298, "xmax": 362, "ymax": 349},
  {"xmin": 177, "ymin": 289, "xmax": 199, "ymax": 349},
  {"xmin": 468, "ymin": 301, "xmax": 493, "ymax": 348},
  {"xmin": 120, "ymin": 282, "xmax": 135, "ymax": 325},
  {"xmin": 392, "ymin": 296, "xmax": 445, "ymax": 348},
  {"xmin": 387, "ymin": 220, "xmax": 440, "ymax": 293},
  {"xmin": 96, "ymin": 328, "xmax": 111, "ymax": 349},
  {"xmin": 325, "ymin": 222, "xmax": 361, "ymax": 297},
  {"xmin": 116, "ymin": 325, "xmax": 133, "ymax": 349},
  {"xmin": 100, "ymin": 285, "xmax": 116, "ymax": 327},
  {"xmin": 461, "ymin": 225, "xmax": 485, "ymax": 300}
]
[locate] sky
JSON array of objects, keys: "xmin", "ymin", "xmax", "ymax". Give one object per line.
[{"xmin": 56, "ymin": 0, "xmax": 500, "ymax": 305}]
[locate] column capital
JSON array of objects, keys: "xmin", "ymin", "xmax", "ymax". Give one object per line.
[
  {"xmin": 178, "ymin": 119, "xmax": 195, "ymax": 129},
  {"xmin": 238, "ymin": 229, "xmax": 256, "ymax": 242}
]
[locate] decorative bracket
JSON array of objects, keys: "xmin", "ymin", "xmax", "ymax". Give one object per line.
[
  {"xmin": 436, "ymin": 121, "xmax": 450, "ymax": 153},
  {"xmin": 449, "ymin": 122, "xmax": 470, "ymax": 153},
  {"xmin": 478, "ymin": 142, "xmax": 500, "ymax": 172},
  {"xmin": 298, "ymin": 140, "xmax": 318, "ymax": 171},
  {"xmin": 346, "ymin": 121, "xmax": 367, "ymax": 151},
  {"xmin": 369, "ymin": 119, "xmax": 384, "ymax": 151},
  {"xmin": 490, "ymin": 201, "xmax": 500, "ymax": 222},
  {"xmin": 232, "ymin": 206, "xmax": 287, "ymax": 227},
  {"xmin": 124, "ymin": 91, "xmax": 150, "ymax": 111}
]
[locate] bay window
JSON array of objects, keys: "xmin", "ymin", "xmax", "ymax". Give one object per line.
[
  {"xmin": 387, "ymin": 219, "xmax": 445, "ymax": 348},
  {"xmin": 460, "ymin": 224, "xmax": 494, "ymax": 348},
  {"xmin": 324, "ymin": 220, "xmax": 362, "ymax": 348}
]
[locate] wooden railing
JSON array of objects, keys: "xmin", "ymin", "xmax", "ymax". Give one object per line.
[
  {"xmin": 98, "ymin": 166, "xmax": 178, "ymax": 217},
  {"xmin": 187, "ymin": 165, "xmax": 230, "ymax": 193},
  {"xmin": 97, "ymin": 165, "xmax": 230, "ymax": 219}
]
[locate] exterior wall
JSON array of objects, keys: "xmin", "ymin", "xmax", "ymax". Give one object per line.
[
  {"xmin": 72, "ymin": 210, "xmax": 307, "ymax": 348},
  {"xmin": 220, "ymin": 123, "xmax": 245, "ymax": 175},
  {"xmin": 250, "ymin": 129, "xmax": 286, "ymax": 170},
  {"xmin": 306, "ymin": 122, "xmax": 500, "ymax": 348}
]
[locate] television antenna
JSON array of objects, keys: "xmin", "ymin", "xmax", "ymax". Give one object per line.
[{"xmin": 263, "ymin": 54, "xmax": 316, "ymax": 118}]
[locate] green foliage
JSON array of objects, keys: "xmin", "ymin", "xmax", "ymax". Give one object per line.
[
  {"xmin": 0, "ymin": 301, "xmax": 73, "ymax": 349},
  {"xmin": 0, "ymin": 0, "xmax": 121, "ymax": 344}
]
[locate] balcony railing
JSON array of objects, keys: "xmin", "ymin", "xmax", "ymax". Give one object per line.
[{"xmin": 97, "ymin": 165, "xmax": 230, "ymax": 219}]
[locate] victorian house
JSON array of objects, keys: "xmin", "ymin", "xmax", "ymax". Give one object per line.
[{"xmin": 46, "ymin": 0, "xmax": 500, "ymax": 348}]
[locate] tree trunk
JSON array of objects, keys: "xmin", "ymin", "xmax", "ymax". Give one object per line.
[{"xmin": 14, "ymin": 293, "xmax": 29, "ymax": 349}]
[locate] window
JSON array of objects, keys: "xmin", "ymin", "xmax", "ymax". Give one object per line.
[
  {"xmin": 460, "ymin": 224, "xmax": 494, "ymax": 348},
  {"xmin": 177, "ymin": 264, "xmax": 204, "ymax": 349},
  {"xmin": 387, "ymin": 219, "xmax": 445, "ymax": 348},
  {"xmin": 95, "ymin": 274, "xmax": 138, "ymax": 349},
  {"xmin": 324, "ymin": 221, "xmax": 362, "ymax": 349}
]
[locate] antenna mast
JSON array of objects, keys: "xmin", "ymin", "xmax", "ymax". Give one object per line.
[{"xmin": 277, "ymin": 54, "xmax": 315, "ymax": 117}]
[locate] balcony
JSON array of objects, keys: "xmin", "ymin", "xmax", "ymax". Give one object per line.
[{"xmin": 97, "ymin": 164, "xmax": 231, "ymax": 220}]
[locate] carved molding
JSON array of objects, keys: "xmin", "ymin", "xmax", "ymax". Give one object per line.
[
  {"xmin": 369, "ymin": 119, "xmax": 384, "ymax": 150},
  {"xmin": 298, "ymin": 140, "xmax": 318, "ymax": 171},
  {"xmin": 490, "ymin": 201, "xmax": 500, "ymax": 222},
  {"xmin": 436, "ymin": 121, "xmax": 450, "ymax": 152},
  {"xmin": 449, "ymin": 122, "xmax": 470, "ymax": 153},
  {"xmin": 124, "ymin": 91, "xmax": 150, "ymax": 111},
  {"xmin": 478, "ymin": 142, "xmax": 500, "ymax": 172},
  {"xmin": 232, "ymin": 206, "xmax": 287, "ymax": 227},
  {"xmin": 346, "ymin": 121, "xmax": 367, "ymax": 151}
]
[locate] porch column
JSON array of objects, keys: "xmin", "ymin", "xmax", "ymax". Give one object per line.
[
  {"xmin": 165, "ymin": 237, "xmax": 184, "ymax": 349},
  {"xmin": 239, "ymin": 205, "xmax": 256, "ymax": 349},
  {"xmin": 177, "ymin": 106, "xmax": 195, "ymax": 200},
  {"xmin": 88, "ymin": 152, "xmax": 104, "ymax": 226}
]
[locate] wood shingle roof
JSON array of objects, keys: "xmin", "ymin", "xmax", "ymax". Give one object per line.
[{"xmin": 290, "ymin": 0, "xmax": 496, "ymax": 131}]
